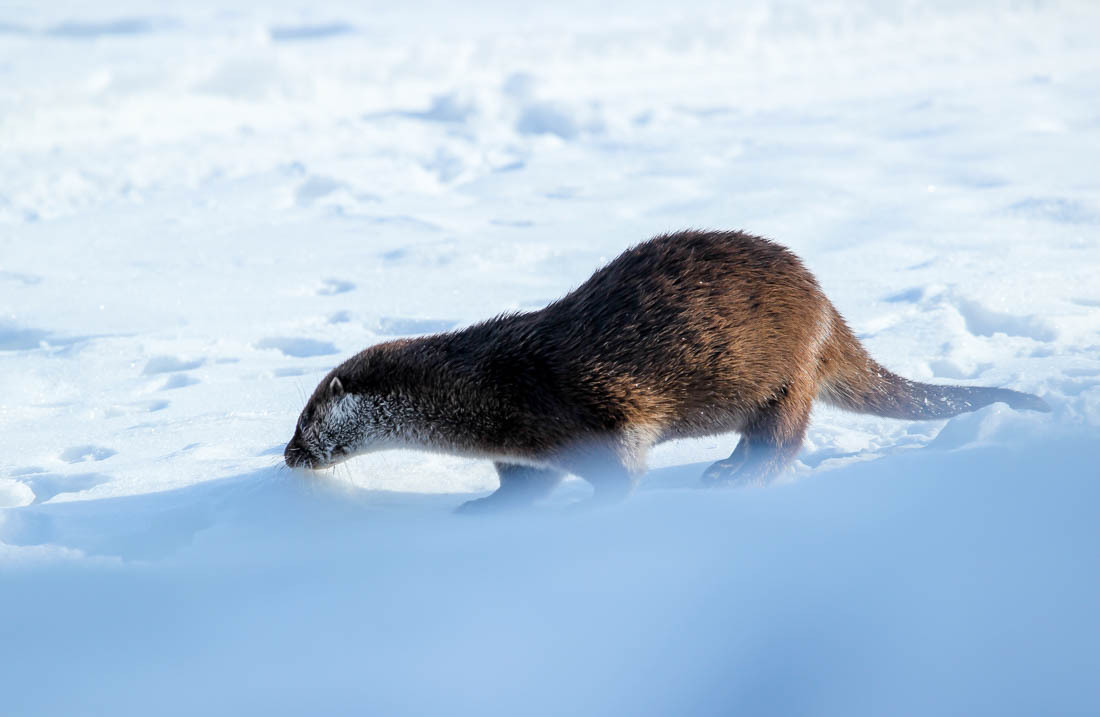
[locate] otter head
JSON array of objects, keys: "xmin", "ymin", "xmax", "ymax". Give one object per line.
[
  {"xmin": 284, "ymin": 373, "xmax": 370, "ymax": 470},
  {"xmin": 284, "ymin": 342, "xmax": 430, "ymax": 469}
]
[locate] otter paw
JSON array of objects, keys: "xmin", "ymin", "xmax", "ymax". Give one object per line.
[
  {"xmin": 700, "ymin": 460, "xmax": 776, "ymax": 488},
  {"xmin": 700, "ymin": 459, "xmax": 743, "ymax": 487}
]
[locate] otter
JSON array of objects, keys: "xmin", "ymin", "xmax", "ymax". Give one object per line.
[{"xmin": 284, "ymin": 230, "xmax": 1049, "ymax": 511}]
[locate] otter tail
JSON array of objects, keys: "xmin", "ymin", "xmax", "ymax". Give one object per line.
[{"xmin": 817, "ymin": 311, "xmax": 1050, "ymax": 419}]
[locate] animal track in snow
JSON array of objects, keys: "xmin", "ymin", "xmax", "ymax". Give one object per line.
[
  {"xmin": 60, "ymin": 445, "xmax": 117, "ymax": 463},
  {"xmin": 0, "ymin": 320, "xmax": 97, "ymax": 351},
  {"xmin": 143, "ymin": 355, "xmax": 204, "ymax": 374},
  {"xmin": 19, "ymin": 472, "xmax": 112, "ymax": 503},
  {"xmin": 105, "ymin": 399, "xmax": 169, "ymax": 417},
  {"xmin": 516, "ymin": 101, "xmax": 580, "ymax": 140},
  {"xmin": 316, "ymin": 278, "xmax": 355, "ymax": 296},
  {"xmin": 387, "ymin": 92, "xmax": 476, "ymax": 124},
  {"xmin": 377, "ymin": 239, "xmax": 459, "ymax": 267},
  {"xmin": 374, "ymin": 317, "xmax": 457, "ymax": 336},
  {"xmin": 293, "ymin": 175, "xmax": 378, "ymax": 209},
  {"xmin": 1051, "ymin": 377, "xmax": 1099, "ymax": 397},
  {"xmin": 268, "ymin": 22, "xmax": 354, "ymax": 42},
  {"xmin": 882, "ymin": 287, "xmax": 924, "ymax": 303},
  {"xmin": 929, "ymin": 359, "xmax": 993, "ymax": 380},
  {"xmin": 45, "ymin": 17, "xmax": 171, "ymax": 38},
  {"xmin": 0, "ymin": 270, "xmax": 42, "ymax": 285},
  {"xmin": 952, "ymin": 297, "xmax": 1058, "ymax": 342},
  {"xmin": 0, "ymin": 321, "xmax": 50, "ymax": 350},
  {"xmin": 255, "ymin": 337, "xmax": 339, "ymax": 358},
  {"xmin": 161, "ymin": 373, "xmax": 199, "ymax": 390},
  {"xmin": 1009, "ymin": 197, "xmax": 1098, "ymax": 224},
  {"xmin": 295, "ymin": 175, "xmax": 344, "ymax": 206}
]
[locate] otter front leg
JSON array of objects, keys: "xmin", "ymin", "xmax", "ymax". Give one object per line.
[
  {"xmin": 456, "ymin": 462, "xmax": 565, "ymax": 514},
  {"xmin": 702, "ymin": 425, "xmax": 808, "ymax": 487},
  {"xmin": 701, "ymin": 434, "xmax": 798, "ymax": 487},
  {"xmin": 702, "ymin": 381, "xmax": 812, "ymax": 487},
  {"xmin": 561, "ymin": 451, "xmax": 640, "ymax": 505}
]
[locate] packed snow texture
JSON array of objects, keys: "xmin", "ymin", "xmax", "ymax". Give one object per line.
[{"xmin": 1, "ymin": 1, "xmax": 1099, "ymax": 714}]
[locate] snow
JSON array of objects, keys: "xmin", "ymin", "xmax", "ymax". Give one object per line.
[{"xmin": 1, "ymin": 0, "xmax": 1098, "ymax": 714}]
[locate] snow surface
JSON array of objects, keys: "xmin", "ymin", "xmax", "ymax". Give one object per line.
[{"xmin": 2, "ymin": 1, "xmax": 1099, "ymax": 714}]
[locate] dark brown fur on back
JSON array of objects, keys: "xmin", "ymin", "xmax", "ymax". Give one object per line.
[{"xmin": 285, "ymin": 230, "xmax": 1050, "ymax": 509}]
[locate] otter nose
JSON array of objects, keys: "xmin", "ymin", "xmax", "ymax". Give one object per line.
[{"xmin": 284, "ymin": 442, "xmax": 308, "ymax": 468}]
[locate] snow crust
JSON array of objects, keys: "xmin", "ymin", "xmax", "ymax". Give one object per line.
[{"xmin": 1, "ymin": 1, "xmax": 1098, "ymax": 714}]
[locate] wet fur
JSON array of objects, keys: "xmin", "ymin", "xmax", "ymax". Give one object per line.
[{"xmin": 285, "ymin": 230, "xmax": 1050, "ymax": 509}]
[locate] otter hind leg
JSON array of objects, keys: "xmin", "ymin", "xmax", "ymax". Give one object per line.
[
  {"xmin": 702, "ymin": 381, "xmax": 813, "ymax": 488},
  {"xmin": 455, "ymin": 462, "xmax": 565, "ymax": 514},
  {"xmin": 580, "ymin": 459, "xmax": 637, "ymax": 504},
  {"xmin": 559, "ymin": 447, "xmax": 643, "ymax": 506}
]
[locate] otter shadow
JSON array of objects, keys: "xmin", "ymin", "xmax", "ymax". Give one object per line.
[{"xmin": 0, "ymin": 465, "xmax": 457, "ymax": 561}]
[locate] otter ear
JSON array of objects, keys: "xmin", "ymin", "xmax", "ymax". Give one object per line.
[{"xmin": 329, "ymin": 376, "xmax": 345, "ymax": 398}]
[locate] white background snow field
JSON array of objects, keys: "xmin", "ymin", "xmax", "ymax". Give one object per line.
[{"xmin": 1, "ymin": 1, "xmax": 1098, "ymax": 714}]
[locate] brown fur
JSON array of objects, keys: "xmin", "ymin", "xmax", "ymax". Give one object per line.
[{"xmin": 284, "ymin": 230, "xmax": 1050, "ymax": 510}]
